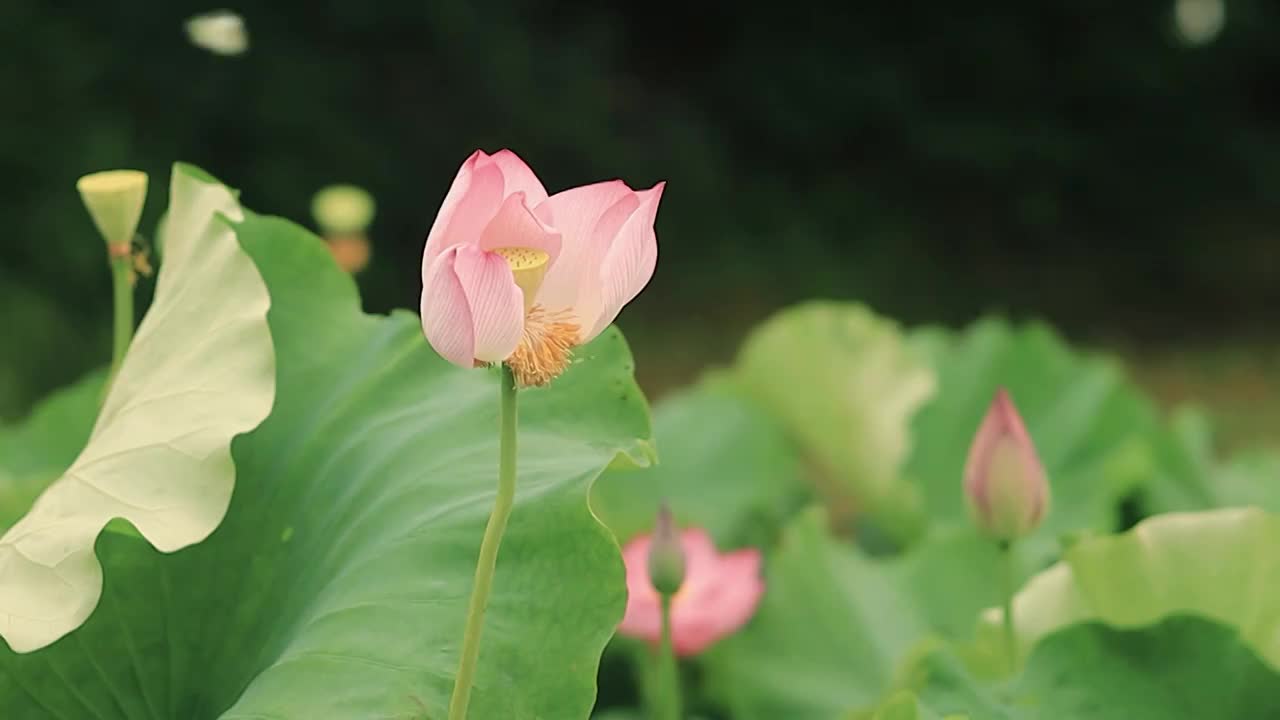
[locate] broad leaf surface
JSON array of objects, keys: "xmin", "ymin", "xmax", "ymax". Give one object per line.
[
  {"xmin": 0, "ymin": 165, "xmax": 275, "ymax": 652},
  {"xmin": 0, "ymin": 169, "xmax": 652, "ymax": 718},
  {"xmin": 703, "ymin": 505, "xmax": 1280, "ymax": 719},
  {"xmin": 592, "ymin": 372, "xmax": 804, "ymax": 548},
  {"xmin": 735, "ymin": 302, "xmax": 935, "ymax": 529},
  {"xmin": 0, "ymin": 372, "xmax": 103, "ymax": 529},
  {"xmin": 702, "ymin": 511, "xmax": 1016, "ymax": 720},
  {"xmin": 890, "ymin": 617, "xmax": 1280, "ymax": 719},
  {"xmin": 1162, "ymin": 407, "xmax": 1280, "ymax": 512},
  {"xmin": 848, "ymin": 691, "xmax": 951, "ymax": 720}
]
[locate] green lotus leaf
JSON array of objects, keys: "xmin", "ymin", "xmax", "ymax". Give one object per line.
[
  {"xmin": 0, "ymin": 168, "xmax": 652, "ymax": 718},
  {"xmin": 1212, "ymin": 450, "xmax": 1280, "ymax": 511},
  {"xmin": 706, "ymin": 507, "xmax": 1280, "ymax": 719},
  {"xmin": 592, "ymin": 710, "xmax": 643, "ymax": 720},
  {"xmin": 592, "ymin": 371, "xmax": 804, "ymax": 548},
  {"xmin": 735, "ymin": 302, "xmax": 935, "ymax": 525},
  {"xmin": 0, "ymin": 164, "xmax": 275, "ymax": 652},
  {"xmin": 702, "ymin": 510, "xmax": 1015, "ymax": 720},
  {"xmin": 701, "ymin": 508, "xmax": 922, "ymax": 719},
  {"xmin": 882, "ymin": 617, "xmax": 1280, "ymax": 719},
  {"xmin": 0, "ymin": 372, "xmax": 104, "ymax": 528},
  {"xmin": 1162, "ymin": 406, "xmax": 1280, "ymax": 512},
  {"xmin": 844, "ymin": 690, "xmax": 956, "ymax": 720},
  {"xmin": 978, "ymin": 506, "xmax": 1280, "ymax": 670}
]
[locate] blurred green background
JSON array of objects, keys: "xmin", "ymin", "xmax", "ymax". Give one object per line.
[{"xmin": 1, "ymin": 0, "xmax": 1277, "ymax": 445}]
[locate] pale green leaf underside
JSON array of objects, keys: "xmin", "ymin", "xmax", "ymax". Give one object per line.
[
  {"xmin": 0, "ymin": 168, "xmax": 652, "ymax": 718},
  {"xmin": 979, "ymin": 506, "xmax": 1280, "ymax": 670},
  {"xmin": 0, "ymin": 165, "xmax": 275, "ymax": 652},
  {"xmin": 735, "ymin": 302, "xmax": 935, "ymax": 516}
]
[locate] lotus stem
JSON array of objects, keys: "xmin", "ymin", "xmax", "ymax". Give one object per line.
[
  {"xmin": 655, "ymin": 593, "xmax": 681, "ymax": 720},
  {"xmin": 999, "ymin": 539, "xmax": 1018, "ymax": 671},
  {"xmin": 448, "ymin": 364, "xmax": 519, "ymax": 720},
  {"xmin": 105, "ymin": 251, "xmax": 135, "ymax": 400}
]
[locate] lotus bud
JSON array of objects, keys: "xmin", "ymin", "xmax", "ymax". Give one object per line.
[
  {"xmin": 77, "ymin": 170, "xmax": 148, "ymax": 257},
  {"xmin": 963, "ymin": 388, "xmax": 1050, "ymax": 541},
  {"xmin": 647, "ymin": 503, "xmax": 685, "ymax": 596}
]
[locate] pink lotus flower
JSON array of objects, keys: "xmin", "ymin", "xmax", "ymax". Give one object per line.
[
  {"xmin": 618, "ymin": 528, "xmax": 764, "ymax": 656},
  {"xmin": 963, "ymin": 388, "xmax": 1051, "ymax": 541},
  {"xmin": 420, "ymin": 149, "xmax": 664, "ymax": 386}
]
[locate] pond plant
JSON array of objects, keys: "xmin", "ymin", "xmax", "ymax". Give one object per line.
[{"xmin": 0, "ymin": 155, "xmax": 1278, "ymax": 719}]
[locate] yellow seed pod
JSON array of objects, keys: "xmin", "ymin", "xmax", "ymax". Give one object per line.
[
  {"xmin": 77, "ymin": 170, "xmax": 148, "ymax": 247},
  {"xmin": 312, "ymin": 184, "xmax": 376, "ymax": 235},
  {"xmin": 492, "ymin": 246, "xmax": 550, "ymax": 312}
]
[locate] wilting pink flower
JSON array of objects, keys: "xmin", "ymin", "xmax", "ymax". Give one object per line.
[
  {"xmin": 420, "ymin": 149, "xmax": 664, "ymax": 386},
  {"xmin": 618, "ymin": 528, "xmax": 764, "ymax": 656},
  {"xmin": 963, "ymin": 388, "xmax": 1051, "ymax": 541}
]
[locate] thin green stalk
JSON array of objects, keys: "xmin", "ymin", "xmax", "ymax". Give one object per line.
[
  {"xmin": 999, "ymin": 540, "xmax": 1018, "ymax": 671},
  {"xmin": 106, "ymin": 254, "xmax": 135, "ymax": 399},
  {"xmin": 448, "ymin": 364, "xmax": 519, "ymax": 720},
  {"xmin": 655, "ymin": 593, "xmax": 681, "ymax": 720}
]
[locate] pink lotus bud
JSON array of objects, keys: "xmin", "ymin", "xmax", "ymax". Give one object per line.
[
  {"xmin": 618, "ymin": 528, "xmax": 764, "ymax": 656},
  {"xmin": 963, "ymin": 388, "xmax": 1051, "ymax": 541},
  {"xmin": 647, "ymin": 504, "xmax": 685, "ymax": 596},
  {"xmin": 420, "ymin": 149, "xmax": 664, "ymax": 386}
]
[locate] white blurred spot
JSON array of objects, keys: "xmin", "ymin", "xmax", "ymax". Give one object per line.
[
  {"xmin": 185, "ymin": 10, "xmax": 249, "ymax": 56},
  {"xmin": 1174, "ymin": 0, "xmax": 1226, "ymax": 47}
]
